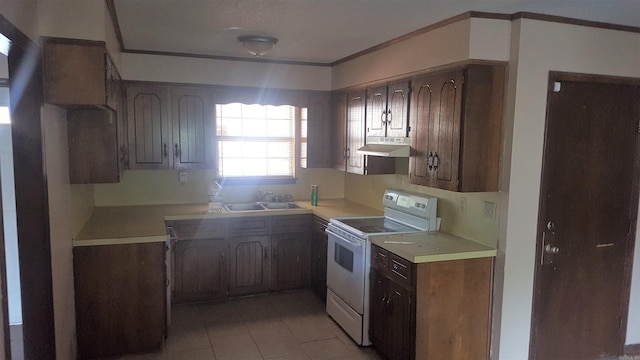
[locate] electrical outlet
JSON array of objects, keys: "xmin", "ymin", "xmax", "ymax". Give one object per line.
[
  {"xmin": 483, "ymin": 201, "xmax": 496, "ymax": 219},
  {"xmin": 459, "ymin": 197, "xmax": 467, "ymax": 213}
]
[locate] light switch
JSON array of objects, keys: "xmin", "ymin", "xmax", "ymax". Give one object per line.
[{"xmin": 179, "ymin": 171, "xmax": 188, "ymax": 183}]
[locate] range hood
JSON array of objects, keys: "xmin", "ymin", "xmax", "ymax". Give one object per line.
[{"xmin": 357, "ymin": 136, "xmax": 411, "ymax": 157}]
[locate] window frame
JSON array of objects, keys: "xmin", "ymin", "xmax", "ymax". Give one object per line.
[{"xmin": 212, "ymin": 88, "xmax": 309, "ymax": 185}]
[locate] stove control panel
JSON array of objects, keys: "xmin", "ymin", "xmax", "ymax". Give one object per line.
[{"xmin": 382, "ymin": 189, "xmax": 437, "ymax": 229}]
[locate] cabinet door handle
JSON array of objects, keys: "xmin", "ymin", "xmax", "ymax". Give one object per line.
[
  {"xmin": 427, "ymin": 152, "xmax": 434, "ymax": 171},
  {"xmin": 346, "ymin": 148, "xmax": 351, "ymax": 159},
  {"xmin": 343, "ymin": 148, "xmax": 347, "ymax": 159},
  {"xmin": 381, "ymin": 110, "xmax": 386, "ymax": 125},
  {"xmin": 163, "ymin": 143, "xmax": 168, "ymax": 158},
  {"xmin": 220, "ymin": 252, "xmax": 225, "ymax": 263},
  {"xmin": 264, "ymin": 247, "xmax": 268, "ymax": 259},
  {"xmin": 387, "ymin": 109, "xmax": 392, "ymax": 124},
  {"xmin": 433, "ymin": 152, "xmax": 440, "ymax": 170},
  {"xmin": 174, "ymin": 143, "xmax": 180, "ymax": 158}
]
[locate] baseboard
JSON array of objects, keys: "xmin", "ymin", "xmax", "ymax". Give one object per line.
[{"xmin": 626, "ymin": 343, "xmax": 640, "ymax": 356}]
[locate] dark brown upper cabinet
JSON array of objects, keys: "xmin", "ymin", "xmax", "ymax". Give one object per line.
[
  {"xmin": 302, "ymin": 92, "xmax": 331, "ymax": 169},
  {"xmin": 330, "ymin": 92, "xmax": 348, "ymax": 171},
  {"xmin": 126, "ymin": 84, "xmax": 215, "ymax": 170},
  {"xmin": 346, "ymin": 89, "xmax": 367, "ymax": 174},
  {"xmin": 43, "ymin": 38, "xmax": 120, "ymax": 110},
  {"xmin": 126, "ymin": 84, "xmax": 172, "ymax": 170},
  {"xmin": 67, "ymin": 109, "xmax": 121, "ymax": 184},
  {"xmin": 171, "ymin": 87, "xmax": 215, "ymax": 169},
  {"xmin": 366, "ymin": 81, "xmax": 410, "ymax": 138},
  {"xmin": 330, "ymin": 90, "xmax": 396, "ymax": 175},
  {"xmin": 409, "ymin": 64, "xmax": 505, "ymax": 192}
]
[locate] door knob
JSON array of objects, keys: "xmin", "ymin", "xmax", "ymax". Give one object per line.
[{"xmin": 545, "ymin": 244, "xmax": 559, "ymax": 254}]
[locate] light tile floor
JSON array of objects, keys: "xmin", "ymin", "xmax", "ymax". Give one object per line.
[{"xmin": 117, "ymin": 291, "xmax": 385, "ymax": 360}]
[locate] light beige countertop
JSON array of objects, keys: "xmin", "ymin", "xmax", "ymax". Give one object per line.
[
  {"xmin": 73, "ymin": 199, "xmax": 381, "ymax": 247},
  {"xmin": 369, "ymin": 231, "xmax": 496, "ymax": 264}
]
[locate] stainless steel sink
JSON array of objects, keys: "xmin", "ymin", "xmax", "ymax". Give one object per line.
[
  {"xmin": 223, "ymin": 202, "xmax": 266, "ymax": 211},
  {"xmin": 261, "ymin": 202, "xmax": 304, "ymax": 210},
  {"xmin": 223, "ymin": 201, "xmax": 304, "ymax": 212}
]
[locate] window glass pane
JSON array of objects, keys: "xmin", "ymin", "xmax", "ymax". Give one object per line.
[
  {"xmin": 216, "ymin": 103, "xmax": 300, "ymax": 178},
  {"xmin": 267, "ymin": 159, "xmax": 291, "ymax": 176},
  {"xmin": 267, "ymin": 119, "xmax": 293, "ymax": 137},
  {"xmin": 243, "ymin": 119, "xmax": 268, "ymax": 137}
]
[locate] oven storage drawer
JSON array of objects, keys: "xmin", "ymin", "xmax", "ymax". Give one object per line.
[{"xmin": 371, "ymin": 244, "xmax": 414, "ymax": 290}]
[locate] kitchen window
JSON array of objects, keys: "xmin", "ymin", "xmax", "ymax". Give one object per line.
[{"xmin": 215, "ymin": 102, "xmax": 305, "ymax": 183}]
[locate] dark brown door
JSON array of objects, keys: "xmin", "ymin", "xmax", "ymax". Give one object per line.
[
  {"xmin": 331, "ymin": 92, "xmax": 347, "ymax": 171},
  {"xmin": 229, "ymin": 235, "xmax": 270, "ymax": 295},
  {"xmin": 173, "ymin": 238, "xmax": 228, "ymax": 302},
  {"xmin": 409, "ymin": 75, "xmax": 435, "ymax": 186},
  {"xmin": 171, "ymin": 87, "xmax": 214, "ymax": 169},
  {"xmin": 346, "ymin": 90, "xmax": 366, "ymax": 174},
  {"xmin": 431, "ymin": 69, "xmax": 463, "ymax": 191},
  {"xmin": 127, "ymin": 85, "xmax": 171, "ymax": 169},
  {"xmin": 388, "ymin": 283, "xmax": 412, "ymax": 360},
  {"xmin": 531, "ymin": 74, "xmax": 640, "ymax": 359},
  {"xmin": 271, "ymin": 233, "xmax": 309, "ymax": 291},
  {"xmin": 386, "ymin": 81, "xmax": 410, "ymax": 138},
  {"xmin": 366, "ymin": 85, "xmax": 387, "ymax": 137},
  {"xmin": 369, "ymin": 268, "xmax": 388, "ymax": 352}
]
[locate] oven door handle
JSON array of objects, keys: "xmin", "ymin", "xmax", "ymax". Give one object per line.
[{"xmin": 326, "ymin": 227, "xmax": 363, "ymax": 247}]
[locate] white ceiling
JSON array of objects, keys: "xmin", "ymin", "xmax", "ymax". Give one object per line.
[{"xmin": 112, "ymin": 0, "xmax": 640, "ymax": 64}]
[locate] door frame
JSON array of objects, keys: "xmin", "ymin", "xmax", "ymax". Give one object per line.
[
  {"xmin": 529, "ymin": 71, "xmax": 640, "ymax": 357},
  {"xmin": 0, "ymin": 14, "xmax": 57, "ymax": 359}
]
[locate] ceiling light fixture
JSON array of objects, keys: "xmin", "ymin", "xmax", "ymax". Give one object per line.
[{"xmin": 237, "ymin": 35, "xmax": 278, "ymax": 57}]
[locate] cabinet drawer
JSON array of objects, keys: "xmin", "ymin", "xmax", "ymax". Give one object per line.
[
  {"xmin": 312, "ymin": 216, "xmax": 328, "ymax": 234},
  {"xmin": 371, "ymin": 245, "xmax": 389, "ymax": 272},
  {"xmin": 272, "ymin": 215, "xmax": 312, "ymax": 234},
  {"xmin": 389, "ymin": 253, "xmax": 412, "ymax": 289},
  {"xmin": 228, "ymin": 216, "xmax": 270, "ymax": 235},
  {"xmin": 171, "ymin": 220, "xmax": 226, "ymax": 240}
]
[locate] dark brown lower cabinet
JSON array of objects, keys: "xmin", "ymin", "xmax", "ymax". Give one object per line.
[
  {"xmin": 170, "ymin": 215, "xmax": 313, "ymax": 301},
  {"xmin": 271, "ymin": 232, "xmax": 310, "ymax": 291},
  {"xmin": 229, "ymin": 235, "xmax": 271, "ymax": 295},
  {"xmin": 74, "ymin": 242, "xmax": 166, "ymax": 360},
  {"xmin": 173, "ymin": 238, "xmax": 228, "ymax": 302},
  {"xmin": 370, "ymin": 244, "xmax": 493, "ymax": 360},
  {"xmin": 310, "ymin": 216, "xmax": 328, "ymax": 301}
]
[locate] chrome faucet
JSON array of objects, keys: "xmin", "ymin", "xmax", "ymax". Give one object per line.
[{"xmin": 257, "ymin": 189, "xmax": 272, "ymax": 202}]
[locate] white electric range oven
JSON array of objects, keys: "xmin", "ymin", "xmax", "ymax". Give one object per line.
[{"xmin": 325, "ymin": 189, "xmax": 438, "ymax": 346}]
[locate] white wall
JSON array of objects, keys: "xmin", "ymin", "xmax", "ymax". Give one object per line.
[
  {"xmin": 331, "ymin": 17, "xmax": 511, "ymax": 90},
  {"xmin": 93, "ymin": 168, "xmax": 345, "ymax": 207},
  {"xmin": 42, "ymin": 104, "xmax": 76, "ymax": 360},
  {"xmin": 0, "ymin": 0, "xmax": 38, "ymax": 41},
  {"xmin": 121, "ymin": 52, "xmax": 332, "ymax": 91},
  {"xmin": 37, "ymin": 0, "xmax": 104, "ymax": 41},
  {"xmin": 497, "ymin": 19, "xmax": 640, "ymax": 359},
  {"xmin": 37, "ymin": 0, "xmax": 122, "ymax": 69}
]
